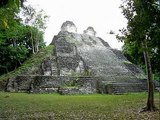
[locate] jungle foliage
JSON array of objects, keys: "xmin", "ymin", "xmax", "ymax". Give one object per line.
[
  {"xmin": 0, "ymin": 0, "xmax": 48, "ymax": 75},
  {"xmin": 118, "ymin": 0, "xmax": 160, "ymax": 111}
]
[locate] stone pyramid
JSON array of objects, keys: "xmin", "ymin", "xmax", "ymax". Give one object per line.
[{"xmin": 7, "ymin": 21, "xmax": 147, "ymax": 94}]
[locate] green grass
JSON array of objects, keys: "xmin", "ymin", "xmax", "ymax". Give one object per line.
[
  {"xmin": 0, "ymin": 92, "xmax": 159, "ymax": 120},
  {"xmin": 0, "ymin": 45, "xmax": 54, "ymax": 89}
]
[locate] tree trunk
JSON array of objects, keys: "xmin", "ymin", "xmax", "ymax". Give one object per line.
[
  {"xmin": 35, "ymin": 32, "xmax": 39, "ymax": 53},
  {"xmin": 30, "ymin": 29, "xmax": 35, "ymax": 54},
  {"xmin": 142, "ymin": 40, "xmax": 156, "ymax": 111},
  {"xmin": 35, "ymin": 41, "xmax": 39, "ymax": 53}
]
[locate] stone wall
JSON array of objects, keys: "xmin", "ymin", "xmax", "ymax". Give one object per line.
[
  {"xmin": 105, "ymin": 83, "xmax": 147, "ymax": 94},
  {"xmin": 7, "ymin": 75, "xmax": 148, "ymax": 94},
  {"xmin": 7, "ymin": 76, "xmax": 99, "ymax": 94}
]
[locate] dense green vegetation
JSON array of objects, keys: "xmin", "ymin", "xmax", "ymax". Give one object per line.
[
  {"xmin": 119, "ymin": 0, "xmax": 160, "ymax": 81},
  {"xmin": 0, "ymin": 0, "xmax": 48, "ymax": 75},
  {"xmin": 0, "ymin": 45, "xmax": 54, "ymax": 89},
  {"xmin": 118, "ymin": 0, "xmax": 160, "ymax": 111},
  {"xmin": 0, "ymin": 92, "xmax": 159, "ymax": 120}
]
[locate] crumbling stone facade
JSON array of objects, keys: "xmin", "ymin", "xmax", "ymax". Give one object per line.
[
  {"xmin": 61, "ymin": 21, "xmax": 77, "ymax": 33},
  {"xmin": 83, "ymin": 26, "xmax": 96, "ymax": 36},
  {"xmin": 6, "ymin": 21, "xmax": 148, "ymax": 94}
]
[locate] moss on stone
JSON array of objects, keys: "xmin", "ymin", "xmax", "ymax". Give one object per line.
[{"xmin": 0, "ymin": 45, "xmax": 55, "ymax": 84}]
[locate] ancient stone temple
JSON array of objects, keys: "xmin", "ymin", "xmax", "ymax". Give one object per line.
[{"xmin": 7, "ymin": 21, "xmax": 147, "ymax": 94}]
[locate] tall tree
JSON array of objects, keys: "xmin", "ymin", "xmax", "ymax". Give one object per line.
[
  {"xmin": 118, "ymin": 0, "xmax": 160, "ymax": 111},
  {"xmin": 22, "ymin": 5, "xmax": 48, "ymax": 53},
  {"xmin": 0, "ymin": 0, "xmax": 47, "ymax": 74},
  {"xmin": 0, "ymin": 0, "xmax": 25, "ymax": 74}
]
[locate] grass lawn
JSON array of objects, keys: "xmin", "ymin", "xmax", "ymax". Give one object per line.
[{"xmin": 0, "ymin": 92, "xmax": 159, "ymax": 120}]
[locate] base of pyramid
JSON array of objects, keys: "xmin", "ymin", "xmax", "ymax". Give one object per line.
[{"xmin": 6, "ymin": 75, "xmax": 148, "ymax": 94}]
